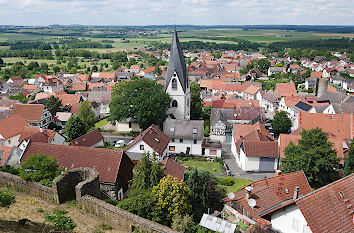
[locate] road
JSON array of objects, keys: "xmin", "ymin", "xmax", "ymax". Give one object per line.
[
  {"xmin": 222, "ymin": 143, "xmax": 275, "ymax": 181},
  {"xmin": 101, "ymin": 132, "xmax": 134, "ymax": 146}
]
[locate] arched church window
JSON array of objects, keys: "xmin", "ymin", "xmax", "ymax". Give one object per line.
[
  {"xmin": 172, "ymin": 100, "xmax": 178, "ymax": 108},
  {"xmin": 172, "ymin": 78, "xmax": 177, "ymax": 90}
]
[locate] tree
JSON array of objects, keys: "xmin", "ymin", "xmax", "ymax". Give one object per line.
[
  {"xmin": 64, "ymin": 115, "xmax": 87, "ymax": 141},
  {"xmin": 109, "ymin": 78, "xmax": 170, "ymax": 130},
  {"xmin": 52, "ymin": 66, "xmax": 60, "ymax": 73},
  {"xmin": 344, "ymin": 142, "xmax": 354, "ymax": 176},
  {"xmin": 92, "ymin": 65, "xmax": 98, "ymax": 72},
  {"xmin": 44, "ymin": 96, "xmax": 63, "ymax": 116},
  {"xmin": 19, "ymin": 153, "xmax": 59, "ymax": 186},
  {"xmin": 130, "ymin": 152, "xmax": 164, "ymax": 191},
  {"xmin": 190, "ymin": 82, "xmax": 203, "ymax": 120},
  {"xmin": 185, "ymin": 169, "xmax": 223, "ymax": 221},
  {"xmin": 152, "ymin": 176, "xmax": 192, "ymax": 225},
  {"xmin": 171, "ymin": 214, "xmax": 195, "ymax": 233},
  {"xmin": 281, "ymin": 128, "xmax": 340, "ymax": 187},
  {"xmin": 271, "ymin": 111, "xmax": 292, "ymax": 138},
  {"xmin": 0, "ymin": 57, "xmax": 3, "ymax": 65},
  {"xmin": 77, "ymin": 101, "xmax": 97, "ymax": 130}
]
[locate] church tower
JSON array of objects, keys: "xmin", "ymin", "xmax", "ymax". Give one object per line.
[{"xmin": 165, "ymin": 28, "xmax": 190, "ymax": 120}]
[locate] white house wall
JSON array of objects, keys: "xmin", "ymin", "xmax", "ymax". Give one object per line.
[
  {"xmin": 204, "ymin": 148, "xmax": 222, "ymax": 158},
  {"xmin": 0, "ymin": 134, "xmax": 21, "ymax": 147},
  {"xmin": 271, "ymin": 204, "xmax": 312, "ymax": 233},
  {"xmin": 168, "ymin": 139, "xmax": 202, "ymax": 156}
]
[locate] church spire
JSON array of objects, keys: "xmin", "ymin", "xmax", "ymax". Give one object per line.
[{"xmin": 165, "ymin": 28, "xmax": 188, "ymax": 92}]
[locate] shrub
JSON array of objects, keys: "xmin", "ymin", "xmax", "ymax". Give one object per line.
[
  {"xmin": 220, "ymin": 177, "xmax": 235, "ymax": 186},
  {"xmin": 0, "ymin": 188, "xmax": 15, "ymax": 207},
  {"xmin": 19, "ymin": 153, "xmax": 59, "ymax": 186},
  {"xmin": 45, "ymin": 209, "xmax": 76, "ymax": 231},
  {"xmin": 37, "ymin": 207, "xmax": 44, "ymax": 213},
  {"xmin": 0, "ymin": 165, "xmax": 19, "ymax": 175},
  {"xmin": 215, "ymin": 157, "xmax": 224, "ymax": 165}
]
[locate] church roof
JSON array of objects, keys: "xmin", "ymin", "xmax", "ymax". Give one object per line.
[{"xmin": 165, "ymin": 28, "xmax": 189, "ymax": 92}]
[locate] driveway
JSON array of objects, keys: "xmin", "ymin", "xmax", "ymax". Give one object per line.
[
  {"xmin": 101, "ymin": 132, "xmax": 134, "ymax": 146},
  {"xmin": 222, "ymin": 143, "xmax": 275, "ymax": 181}
]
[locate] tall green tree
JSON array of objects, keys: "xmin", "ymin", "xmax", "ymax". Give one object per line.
[
  {"xmin": 281, "ymin": 128, "xmax": 340, "ymax": 187},
  {"xmin": 0, "ymin": 58, "xmax": 3, "ymax": 65},
  {"xmin": 77, "ymin": 101, "xmax": 97, "ymax": 130},
  {"xmin": 190, "ymin": 82, "xmax": 203, "ymax": 120},
  {"xmin": 109, "ymin": 78, "xmax": 170, "ymax": 130},
  {"xmin": 152, "ymin": 176, "xmax": 192, "ymax": 225},
  {"xmin": 64, "ymin": 115, "xmax": 87, "ymax": 141},
  {"xmin": 344, "ymin": 142, "xmax": 354, "ymax": 176},
  {"xmin": 130, "ymin": 152, "xmax": 164, "ymax": 191},
  {"xmin": 44, "ymin": 96, "xmax": 63, "ymax": 116},
  {"xmin": 271, "ymin": 111, "xmax": 292, "ymax": 138}
]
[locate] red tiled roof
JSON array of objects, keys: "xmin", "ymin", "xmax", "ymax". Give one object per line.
[
  {"xmin": 70, "ymin": 82, "xmax": 87, "ymax": 91},
  {"xmin": 57, "ymin": 94, "xmax": 82, "ymax": 106},
  {"xmin": 160, "ymin": 158, "xmax": 186, "ymax": 181},
  {"xmin": 297, "ymin": 112, "xmax": 353, "ymax": 140},
  {"xmin": 142, "ymin": 66, "xmax": 156, "ymax": 74},
  {"xmin": 19, "ymin": 126, "xmax": 56, "ymax": 143},
  {"xmin": 91, "ymin": 72, "xmax": 115, "ymax": 79},
  {"xmin": 21, "ymin": 142, "xmax": 130, "ymax": 184},
  {"xmin": 22, "ymin": 84, "xmax": 38, "ymax": 90},
  {"xmin": 0, "ymin": 146, "xmax": 13, "ymax": 166},
  {"xmin": 233, "ymin": 122, "xmax": 273, "ymax": 142},
  {"xmin": 12, "ymin": 104, "xmax": 45, "ymax": 123},
  {"xmin": 70, "ymin": 129, "xmax": 104, "ymax": 147},
  {"xmin": 125, "ymin": 125, "xmax": 170, "ymax": 155},
  {"xmin": 226, "ymin": 171, "xmax": 311, "ymax": 219},
  {"xmin": 296, "ymin": 174, "xmax": 354, "ymax": 233},
  {"xmin": 279, "ymin": 134, "xmax": 301, "ymax": 158},
  {"xmin": 242, "ymin": 141, "xmax": 278, "ymax": 158},
  {"xmin": 0, "ymin": 114, "xmax": 27, "ymax": 139},
  {"xmin": 274, "ymin": 83, "xmax": 297, "ymax": 97}
]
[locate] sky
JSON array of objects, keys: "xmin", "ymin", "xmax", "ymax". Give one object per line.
[{"xmin": 0, "ymin": 0, "xmax": 353, "ymax": 26}]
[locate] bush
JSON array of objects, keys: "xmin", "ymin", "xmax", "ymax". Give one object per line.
[
  {"xmin": 0, "ymin": 188, "xmax": 15, "ymax": 207},
  {"xmin": 45, "ymin": 209, "xmax": 76, "ymax": 231},
  {"xmin": 215, "ymin": 158, "xmax": 224, "ymax": 166},
  {"xmin": 220, "ymin": 177, "xmax": 235, "ymax": 186},
  {"xmin": 0, "ymin": 165, "xmax": 19, "ymax": 175},
  {"xmin": 19, "ymin": 153, "xmax": 59, "ymax": 186}
]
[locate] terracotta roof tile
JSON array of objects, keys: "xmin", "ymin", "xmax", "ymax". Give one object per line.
[
  {"xmin": 274, "ymin": 83, "xmax": 297, "ymax": 97},
  {"xmin": 0, "ymin": 146, "xmax": 13, "ymax": 166},
  {"xmin": 21, "ymin": 142, "xmax": 131, "ymax": 184},
  {"xmin": 57, "ymin": 94, "xmax": 82, "ymax": 106},
  {"xmin": 70, "ymin": 129, "xmax": 104, "ymax": 147},
  {"xmin": 12, "ymin": 104, "xmax": 45, "ymax": 124},
  {"xmin": 126, "ymin": 125, "xmax": 170, "ymax": 155},
  {"xmin": 19, "ymin": 126, "xmax": 56, "ymax": 143},
  {"xmin": 0, "ymin": 114, "xmax": 27, "ymax": 139},
  {"xmin": 160, "ymin": 158, "xmax": 186, "ymax": 181},
  {"xmin": 242, "ymin": 141, "xmax": 278, "ymax": 158},
  {"xmin": 296, "ymin": 174, "xmax": 354, "ymax": 233}
]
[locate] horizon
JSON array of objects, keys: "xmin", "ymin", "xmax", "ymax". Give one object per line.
[{"xmin": 0, "ymin": 0, "xmax": 353, "ymax": 26}]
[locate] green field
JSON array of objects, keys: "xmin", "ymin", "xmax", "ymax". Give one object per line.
[
  {"xmin": 219, "ymin": 178, "xmax": 252, "ymax": 195},
  {"xmin": 179, "ymin": 158, "xmax": 223, "ymax": 175}
]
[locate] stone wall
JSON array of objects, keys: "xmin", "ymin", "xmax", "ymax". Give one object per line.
[
  {"xmin": 0, "ymin": 171, "xmax": 58, "ymax": 203},
  {"xmin": 78, "ymin": 195, "xmax": 179, "ymax": 233},
  {"xmin": 53, "ymin": 167, "xmax": 101, "ymax": 203}
]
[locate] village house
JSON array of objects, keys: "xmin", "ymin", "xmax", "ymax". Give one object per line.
[
  {"xmin": 224, "ymin": 171, "xmax": 312, "ymax": 229},
  {"xmin": 12, "ymin": 104, "xmax": 53, "ymax": 128},
  {"xmin": 163, "ymin": 119, "xmax": 204, "ymax": 156},
  {"xmin": 160, "ymin": 158, "xmax": 186, "ymax": 181},
  {"xmin": 201, "ymin": 138, "xmax": 222, "ymax": 158},
  {"xmin": 18, "ymin": 126, "xmax": 65, "ymax": 150},
  {"xmin": 54, "ymin": 112, "xmax": 72, "ymax": 127},
  {"xmin": 259, "ymin": 90, "xmax": 279, "ymax": 112},
  {"xmin": 91, "ymin": 72, "xmax": 117, "ymax": 83},
  {"xmin": 19, "ymin": 142, "xmax": 135, "ymax": 201},
  {"xmin": 42, "ymin": 77, "xmax": 64, "ymax": 93},
  {"xmin": 274, "ymin": 83, "xmax": 297, "ymax": 97},
  {"xmin": 70, "ymin": 129, "xmax": 104, "ymax": 148},
  {"xmin": 0, "ymin": 114, "xmax": 27, "ymax": 147},
  {"xmin": 125, "ymin": 125, "xmax": 170, "ymax": 163}
]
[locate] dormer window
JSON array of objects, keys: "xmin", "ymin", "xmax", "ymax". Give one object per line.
[
  {"xmin": 172, "ymin": 78, "xmax": 177, "ymax": 90},
  {"xmin": 172, "ymin": 100, "xmax": 178, "ymax": 108}
]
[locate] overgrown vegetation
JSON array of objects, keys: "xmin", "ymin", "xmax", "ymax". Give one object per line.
[
  {"xmin": 0, "ymin": 188, "xmax": 16, "ymax": 207},
  {"xmin": 45, "ymin": 208, "xmax": 76, "ymax": 232}
]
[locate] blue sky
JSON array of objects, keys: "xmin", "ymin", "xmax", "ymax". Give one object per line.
[{"xmin": 0, "ymin": 0, "xmax": 353, "ymax": 26}]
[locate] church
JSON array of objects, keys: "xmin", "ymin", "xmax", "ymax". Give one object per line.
[{"xmin": 163, "ymin": 29, "xmax": 206, "ymax": 156}]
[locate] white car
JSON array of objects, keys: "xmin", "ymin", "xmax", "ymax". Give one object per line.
[{"xmin": 114, "ymin": 140, "xmax": 126, "ymax": 147}]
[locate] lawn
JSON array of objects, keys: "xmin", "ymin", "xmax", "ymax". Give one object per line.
[
  {"xmin": 179, "ymin": 158, "xmax": 223, "ymax": 175},
  {"xmin": 95, "ymin": 118, "xmax": 109, "ymax": 128},
  {"xmin": 218, "ymin": 178, "xmax": 252, "ymax": 195}
]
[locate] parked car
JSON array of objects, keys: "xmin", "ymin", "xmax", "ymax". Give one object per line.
[{"xmin": 114, "ymin": 140, "xmax": 126, "ymax": 147}]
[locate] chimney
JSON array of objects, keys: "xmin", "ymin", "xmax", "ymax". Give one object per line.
[
  {"xmin": 275, "ymin": 170, "xmax": 282, "ymax": 176},
  {"xmin": 293, "ymin": 186, "xmax": 300, "ymax": 200},
  {"xmin": 245, "ymin": 186, "xmax": 253, "ymax": 199}
]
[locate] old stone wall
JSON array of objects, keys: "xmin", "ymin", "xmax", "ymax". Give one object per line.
[
  {"xmin": 78, "ymin": 195, "xmax": 179, "ymax": 233},
  {"xmin": 0, "ymin": 171, "xmax": 58, "ymax": 203},
  {"xmin": 53, "ymin": 167, "xmax": 101, "ymax": 203}
]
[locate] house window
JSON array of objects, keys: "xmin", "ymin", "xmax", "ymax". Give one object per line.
[
  {"xmin": 193, "ymin": 139, "xmax": 197, "ymax": 144},
  {"xmin": 210, "ymin": 149, "xmax": 217, "ymax": 155},
  {"xmin": 129, "ymin": 122, "xmax": 132, "ymax": 128},
  {"xmin": 172, "ymin": 78, "xmax": 177, "ymax": 90},
  {"xmin": 193, "ymin": 128, "xmax": 198, "ymax": 134},
  {"xmin": 169, "ymin": 146, "xmax": 175, "ymax": 151},
  {"xmin": 171, "ymin": 138, "xmax": 175, "ymax": 142},
  {"xmin": 140, "ymin": 145, "xmax": 144, "ymax": 150},
  {"xmin": 172, "ymin": 100, "xmax": 178, "ymax": 108},
  {"xmin": 180, "ymin": 139, "xmax": 183, "ymax": 143}
]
